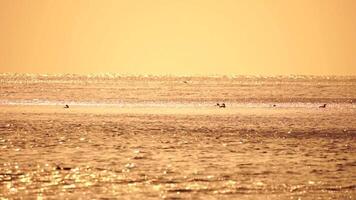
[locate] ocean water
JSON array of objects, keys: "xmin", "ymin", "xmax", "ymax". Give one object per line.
[{"xmin": 0, "ymin": 74, "xmax": 355, "ymax": 199}]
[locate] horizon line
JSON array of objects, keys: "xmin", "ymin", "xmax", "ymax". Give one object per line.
[{"xmin": 1, "ymin": 72, "xmax": 356, "ymax": 78}]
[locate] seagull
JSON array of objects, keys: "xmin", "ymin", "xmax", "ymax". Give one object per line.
[
  {"xmin": 319, "ymin": 104, "xmax": 327, "ymax": 108},
  {"xmin": 216, "ymin": 103, "xmax": 226, "ymax": 108}
]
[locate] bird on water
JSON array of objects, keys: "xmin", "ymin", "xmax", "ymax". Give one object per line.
[
  {"xmin": 64, "ymin": 105, "xmax": 69, "ymax": 109},
  {"xmin": 319, "ymin": 104, "xmax": 327, "ymax": 108},
  {"xmin": 216, "ymin": 103, "xmax": 226, "ymax": 108}
]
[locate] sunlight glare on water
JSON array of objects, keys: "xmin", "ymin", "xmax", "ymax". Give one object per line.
[{"xmin": 0, "ymin": 74, "xmax": 355, "ymax": 199}]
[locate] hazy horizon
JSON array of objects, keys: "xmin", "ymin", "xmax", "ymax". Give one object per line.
[{"xmin": 1, "ymin": 72, "xmax": 356, "ymax": 77}]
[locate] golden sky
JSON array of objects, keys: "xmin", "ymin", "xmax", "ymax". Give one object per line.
[{"xmin": 0, "ymin": 0, "xmax": 355, "ymax": 75}]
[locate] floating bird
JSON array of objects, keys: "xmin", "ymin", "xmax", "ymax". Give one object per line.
[
  {"xmin": 56, "ymin": 165, "xmax": 71, "ymax": 170},
  {"xmin": 64, "ymin": 105, "xmax": 69, "ymax": 109},
  {"xmin": 319, "ymin": 104, "xmax": 327, "ymax": 108},
  {"xmin": 216, "ymin": 103, "xmax": 226, "ymax": 108},
  {"xmin": 272, "ymin": 104, "xmax": 277, "ymax": 107}
]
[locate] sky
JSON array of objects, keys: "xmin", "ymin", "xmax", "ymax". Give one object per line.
[{"xmin": 0, "ymin": 0, "xmax": 355, "ymax": 75}]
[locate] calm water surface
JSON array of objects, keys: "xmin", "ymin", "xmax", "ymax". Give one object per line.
[{"xmin": 0, "ymin": 74, "xmax": 355, "ymax": 199}]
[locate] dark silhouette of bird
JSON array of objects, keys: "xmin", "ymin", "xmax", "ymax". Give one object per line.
[
  {"xmin": 272, "ymin": 104, "xmax": 277, "ymax": 107},
  {"xmin": 216, "ymin": 103, "xmax": 226, "ymax": 108},
  {"xmin": 319, "ymin": 104, "xmax": 327, "ymax": 108},
  {"xmin": 64, "ymin": 105, "xmax": 69, "ymax": 109}
]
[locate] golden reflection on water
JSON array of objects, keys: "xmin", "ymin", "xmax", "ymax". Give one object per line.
[{"xmin": 0, "ymin": 105, "xmax": 355, "ymax": 199}]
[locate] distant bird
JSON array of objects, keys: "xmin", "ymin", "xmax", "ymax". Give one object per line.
[
  {"xmin": 216, "ymin": 103, "xmax": 226, "ymax": 108},
  {"xmin": 183, "ymin": 81, "xmax": 188, "ymax": 84},
  {"xmin": 64, "ymin": 104, "xmax": 69, "ymax": 109},
  {"xmin": 272, "ymin": 104, "xmax": 277, "ymax": 107},
  {"xmin": 319, "ymin": 104, "xmax": 327, "ymax": 108}
]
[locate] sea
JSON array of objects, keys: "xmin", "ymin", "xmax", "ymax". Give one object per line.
[{"xmin": 0, "ymin": 74, "xmax": 355, "ymax": 199}]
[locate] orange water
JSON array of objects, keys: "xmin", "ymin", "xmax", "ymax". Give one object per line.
[{"xmin": 0, "ymin": 74, "xmax": 355, "ymax": 199}]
